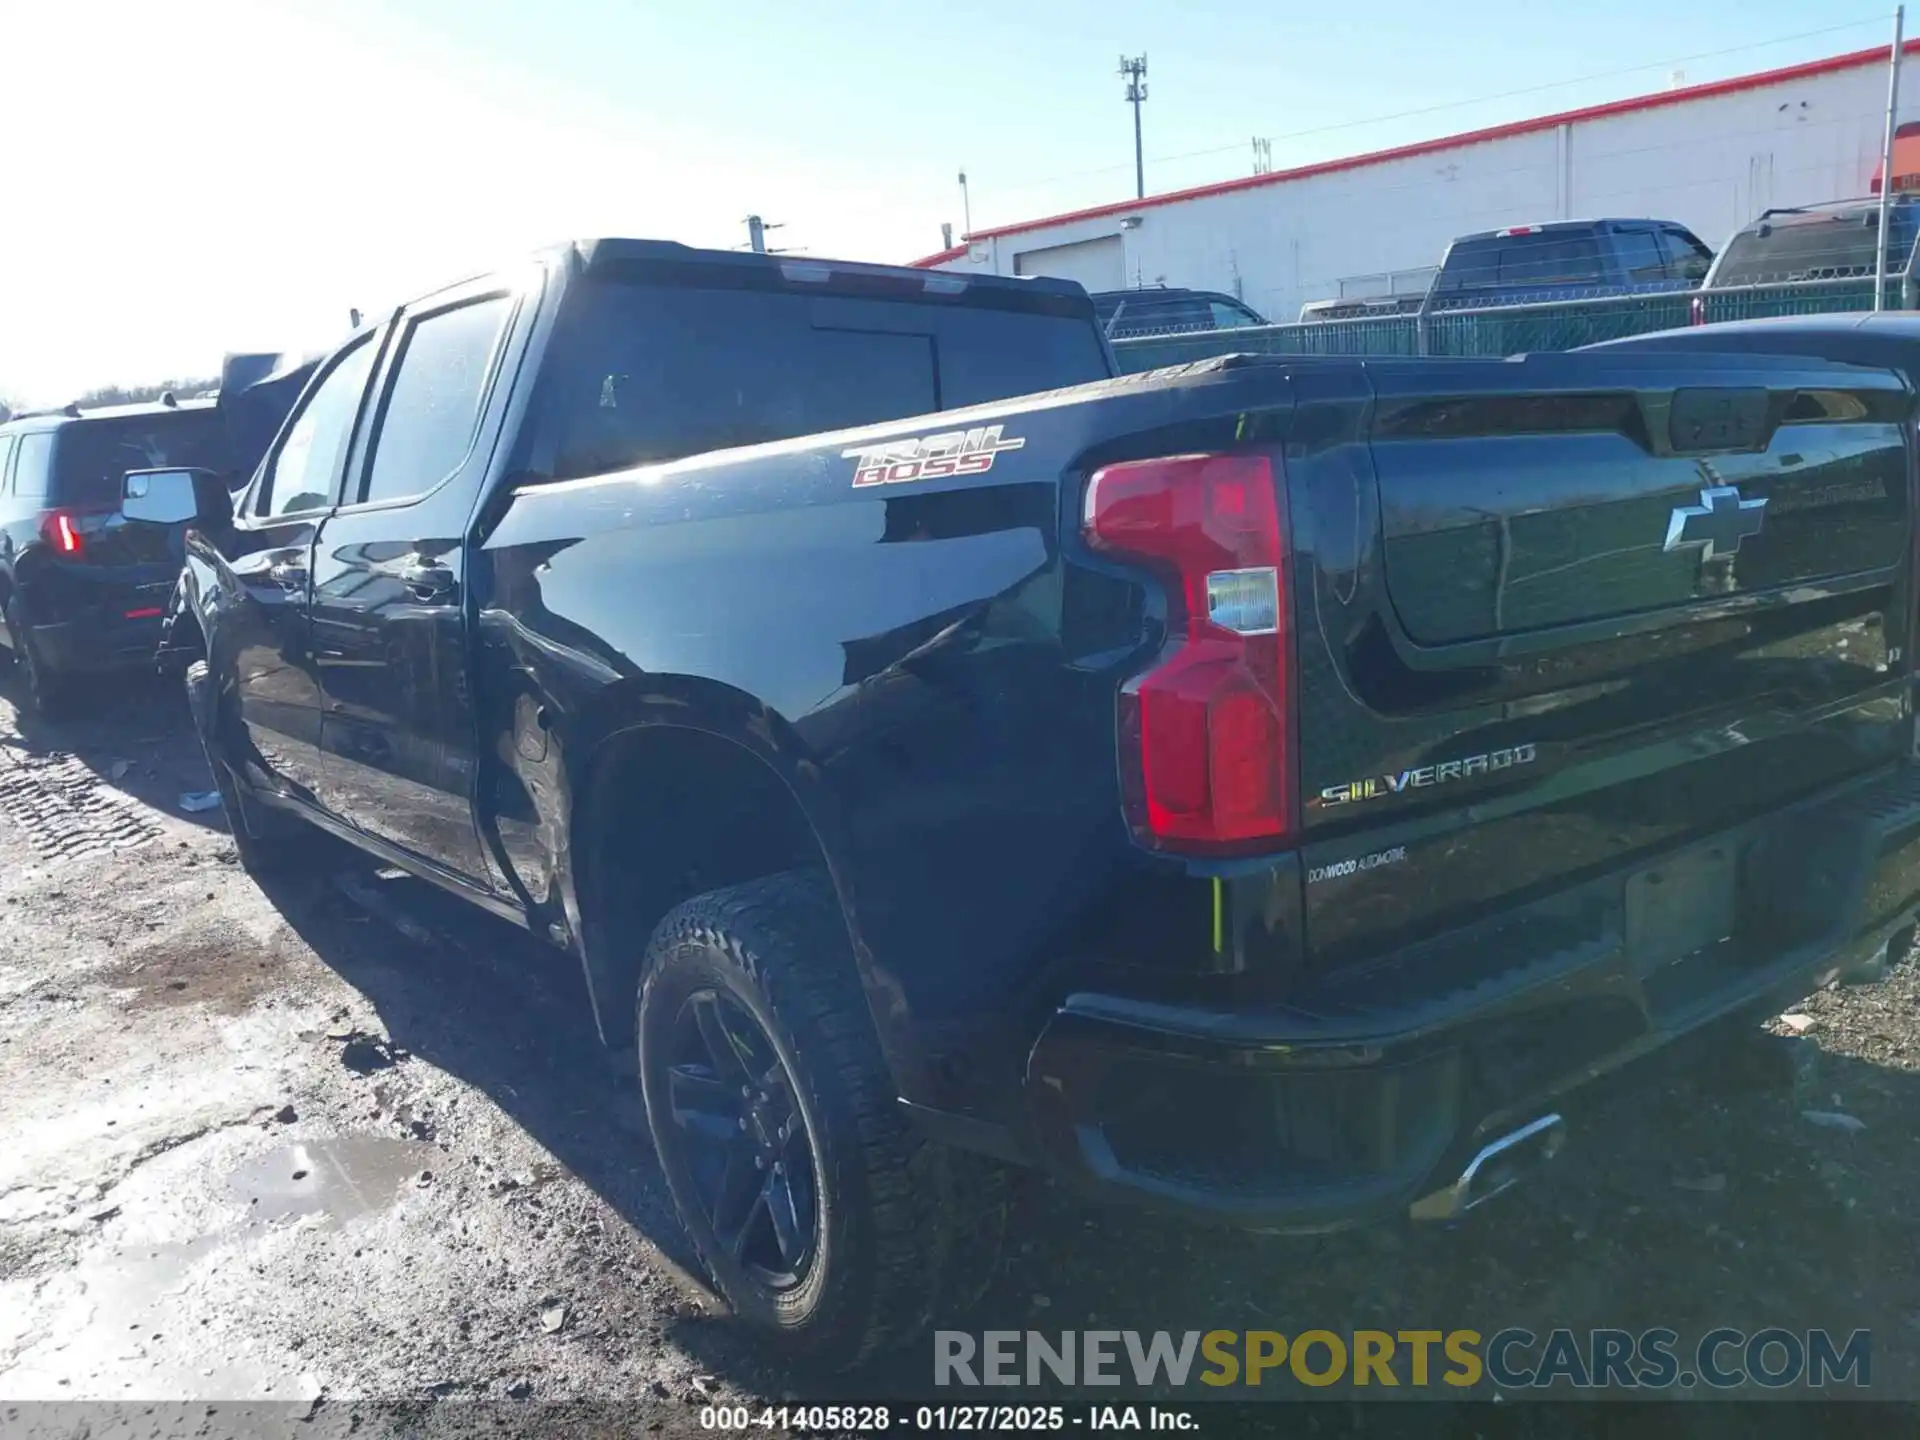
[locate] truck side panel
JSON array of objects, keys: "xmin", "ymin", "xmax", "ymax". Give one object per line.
[{"xmin": 472, "ymin": 373, "xmax": 1268, "ymax": 1115}]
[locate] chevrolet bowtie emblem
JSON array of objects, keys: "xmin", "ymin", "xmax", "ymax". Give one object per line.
[{"xmin": 1664, "ymin": 485, "xmax": 1766, "ymax": 562}]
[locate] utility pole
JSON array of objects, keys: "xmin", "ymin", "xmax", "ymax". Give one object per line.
[
  {"xmin": 957, "ymin": 171, "xmax": 972, "ymax": 238},
  {"xmin": 1875, "ymin": 5, "xmax": 1906, "ymax": 310},
  {"xmin": 1119, "ymin": 55, "xmax": 1148, "ymax": 200},
  {"xmin": 745, "ymin": 215, "xmax": 787, "ymax": 254}
]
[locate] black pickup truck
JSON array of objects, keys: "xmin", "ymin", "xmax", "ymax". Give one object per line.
[{"xmin": 130, "ymin": 239, "xmax": 1920, "ymax": 1367}]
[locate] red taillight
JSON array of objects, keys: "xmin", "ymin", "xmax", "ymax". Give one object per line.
[
  {"xmin": 1084, "ymin": 452, "xmax": 1295, "ymax": 852},
  {"xmin": 38, "ymin": 507, "xmax": 113, "ymax": 558},
  {"xmin": 41, "ymin": 510, "xmax": 84, "ymax": 556}
]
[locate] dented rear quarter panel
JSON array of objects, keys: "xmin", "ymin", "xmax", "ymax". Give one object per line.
[{"xmin": 471, "ymin": 354, "xmax": 1314, "ymax": 1116}]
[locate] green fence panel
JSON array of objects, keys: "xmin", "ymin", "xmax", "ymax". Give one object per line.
[
  {"xmin": 1693, "ymin": 278, "xmax": 1880, "ymax": 323},
  {"xmin": 1425, "ymin": 291, "xmax": 1696, "ymax": 356},
  {"xmin": 1109, "ymin": 278, "xmax": 1898, "ymax": 375}
]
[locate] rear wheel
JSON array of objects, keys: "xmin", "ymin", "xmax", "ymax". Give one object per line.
[
  {"xmin": 637, "ymin": 870, "xmax": 1006, "ymax": 1368},
  {"xmin": 4, "ymin": 597, "xmax": 70, "ymax": 719},
  {"xmin": 185, "ymin": 659, "xmax": 318, "ymax": 876}
]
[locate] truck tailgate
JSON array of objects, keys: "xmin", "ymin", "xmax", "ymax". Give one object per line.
[{"xmin": 1293, "ymin": 351, "xmax": 1915, "ymax": 972}]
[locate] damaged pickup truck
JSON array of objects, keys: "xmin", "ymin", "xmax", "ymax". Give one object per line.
[{"xmin": 129, "ymin": 239, "xmax": 1920, "ymax": 1367}]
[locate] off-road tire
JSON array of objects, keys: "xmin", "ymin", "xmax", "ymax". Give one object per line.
[
  {"xmin": 184, "ymin": 659, "xmax": 319, "ymax": 876},
  {"xmin": 637, "ymin": 870, "xmax": 1008, "ymax": 1369}
]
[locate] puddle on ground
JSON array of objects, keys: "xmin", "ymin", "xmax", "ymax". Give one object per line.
[
  {"xmin": 0, "ymin": 1135, "xmax": 440, "ymax": 1397},
  {"xmin": 226, "ymin": 1136, "xmax": 437, "ymax": 1226}
]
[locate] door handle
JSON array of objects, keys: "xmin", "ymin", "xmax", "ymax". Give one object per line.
[
  {"xmin": 267, "ymin": 560, "xmax": 307, "ymax": 589},
  {"xmin": 400, "ymin": 561, "xmax": 456, "ymax": 602}
]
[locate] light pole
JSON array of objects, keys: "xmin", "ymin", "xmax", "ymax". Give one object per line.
[
  {"xmin": 1119, "ymin": 55, "xmax": 1148, "ymax": 200},
  {"xmin": 1875, "ymin": 5, "xmax": 1907, "ymax": 310}
]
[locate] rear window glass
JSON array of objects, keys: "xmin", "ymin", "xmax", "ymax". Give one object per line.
[
  {"xmin": 1713, "ymin": 207, "xmax": 1920, "ymax": 286},
  {"xmin": 527, "ymin": 278, "xmax": 1109, "ymax": 479},
  {"xmin": 1438, "ymin": 232, "xmax": 1605, "ymax": 292},
  {"xmin": 51, "ymin": 411, "xmax": 234, "ymax": 506}
]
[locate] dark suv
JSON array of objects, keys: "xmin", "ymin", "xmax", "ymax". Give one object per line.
[
  {"xmin": 1090, "ymin": 286, "xmax": 1267, "ymax": 339},
  {"xmin": 0, "ymin": 398, "xmax": 233, "ymax": 714}
]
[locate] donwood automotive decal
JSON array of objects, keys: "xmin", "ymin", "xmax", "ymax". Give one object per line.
[{"xmin": 843, "ymin": 425, "xmax": 1026, "ymax": 488}]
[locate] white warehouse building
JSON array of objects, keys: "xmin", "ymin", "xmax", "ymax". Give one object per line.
[{"xmin": 911, "ymin": 40, "xmax": 1920, "ymax": 320}]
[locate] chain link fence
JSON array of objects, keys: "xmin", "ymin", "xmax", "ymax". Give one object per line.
[{"xmin": 1109, "ymin": 276, "xmax": 1903, "ymax": 373}]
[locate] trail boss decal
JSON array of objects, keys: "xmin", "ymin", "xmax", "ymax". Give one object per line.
[
  {"xmin": 1316, "ymin": 742, "xmax": 1538, "ymax": 809},
  {"xmin": 844, "ymin": 425, "xmax": 1026, "ymax": 488}
]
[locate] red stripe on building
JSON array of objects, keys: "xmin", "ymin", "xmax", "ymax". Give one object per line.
[{"xmin": 910, "ymin": 38, "xmax": 1920, "ymax": 267}]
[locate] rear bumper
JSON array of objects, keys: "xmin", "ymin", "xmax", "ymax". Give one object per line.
[
  {"xmin": 26, "ymin": 614, "xmax": 165, "ymax": 674},
  {"xmin": 15, "ymin": 571, "xmax": 174, "ymax": 675},
  {"xmin": 1019, "ymin": 761, "xmax": 1920, "ymax": 1231}
]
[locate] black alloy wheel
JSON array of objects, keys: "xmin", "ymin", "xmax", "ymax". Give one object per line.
[{"xmin": 664, "ymin": 987, "xmax": 820, "ymax": 1288}]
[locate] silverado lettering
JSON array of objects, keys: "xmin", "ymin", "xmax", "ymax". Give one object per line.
[
  {"xmin": 1316, "ymin": 743, "xmax": 1540, "ymax": 808},
  {"xmin": 138, "ymin": 245, "xmax": 1920, "ymax": 1372}
]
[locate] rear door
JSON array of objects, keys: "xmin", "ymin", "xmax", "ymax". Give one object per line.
[
  {"xmin": 1291, "ymin": 351, "xmax": 1914, "ymax": 967},
  {"xmin": 221, "ymin": 334, "xmax": 384, "ymax": 805},
  {"xmin": 308, "ymin": 276, "xmax": 527, "ymax": 886}
]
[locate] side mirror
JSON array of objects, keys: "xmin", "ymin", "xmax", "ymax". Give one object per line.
[{"xmin": 122, "ymin": 468, "xmax": 229, "ymax": 527}]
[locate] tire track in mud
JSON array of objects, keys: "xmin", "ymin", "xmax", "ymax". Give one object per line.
[{"xmin": 0, "ymin": 746, "xmax": 162, "ymax": 862}]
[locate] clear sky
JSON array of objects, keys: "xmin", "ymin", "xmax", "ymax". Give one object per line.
[{"xmin": 0, "ymin": 0, "xmax": 1899, "ymax": 405}]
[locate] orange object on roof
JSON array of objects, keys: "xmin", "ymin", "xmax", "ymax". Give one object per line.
[{"xmin": 1870, "ymin": 122, "xmax": 1920, "ymax": 193}]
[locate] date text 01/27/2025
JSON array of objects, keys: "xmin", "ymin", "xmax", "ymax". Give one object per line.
[{"xmin": 697, "ymin": 1404, "xmax": 1198, "ymax": 1432}]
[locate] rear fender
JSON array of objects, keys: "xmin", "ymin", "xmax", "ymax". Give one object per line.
[{"xmin": 537, "ymin": 674, "xmax": 913, "ymax": 1074}]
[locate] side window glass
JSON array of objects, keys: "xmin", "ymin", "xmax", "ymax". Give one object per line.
[
  {"xmin": 1614, "ymin": 230, "xmax": 1667, "ymax": 284},
  {"xmin": 1661, "ymin": 230, "xmax": 1713, "ymax": 282},
  {"xmin": 0, "ymin": 438, "xmax": 14, "ymax": 495},
  {"xmin": 359, "ymin": 296, "xmax": 511, "ymax": 507},
  {"xmin": 13, "ymin": 433, "xmax": 54, "ymax": 500},
  {"xmin": 257, "ymin": 340, "xmax": 377, "ymax": 519},
  {"xmin": 1209, "ymin": 299, "xmax": 1257, "ymax": 329}
]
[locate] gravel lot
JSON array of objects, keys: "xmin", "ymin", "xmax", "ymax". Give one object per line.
[{"xmin": 2, "ymin": 668, "xmax": 1918, "ymax": 1432}]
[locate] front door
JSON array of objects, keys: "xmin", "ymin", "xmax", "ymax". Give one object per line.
[
  {"xmin": 225, "ymin": 335, "xmax": 381, "ymax": 803},
  {"xmin": 310, "ymin": 284, "xmax": 519, "ymax": 887}
]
